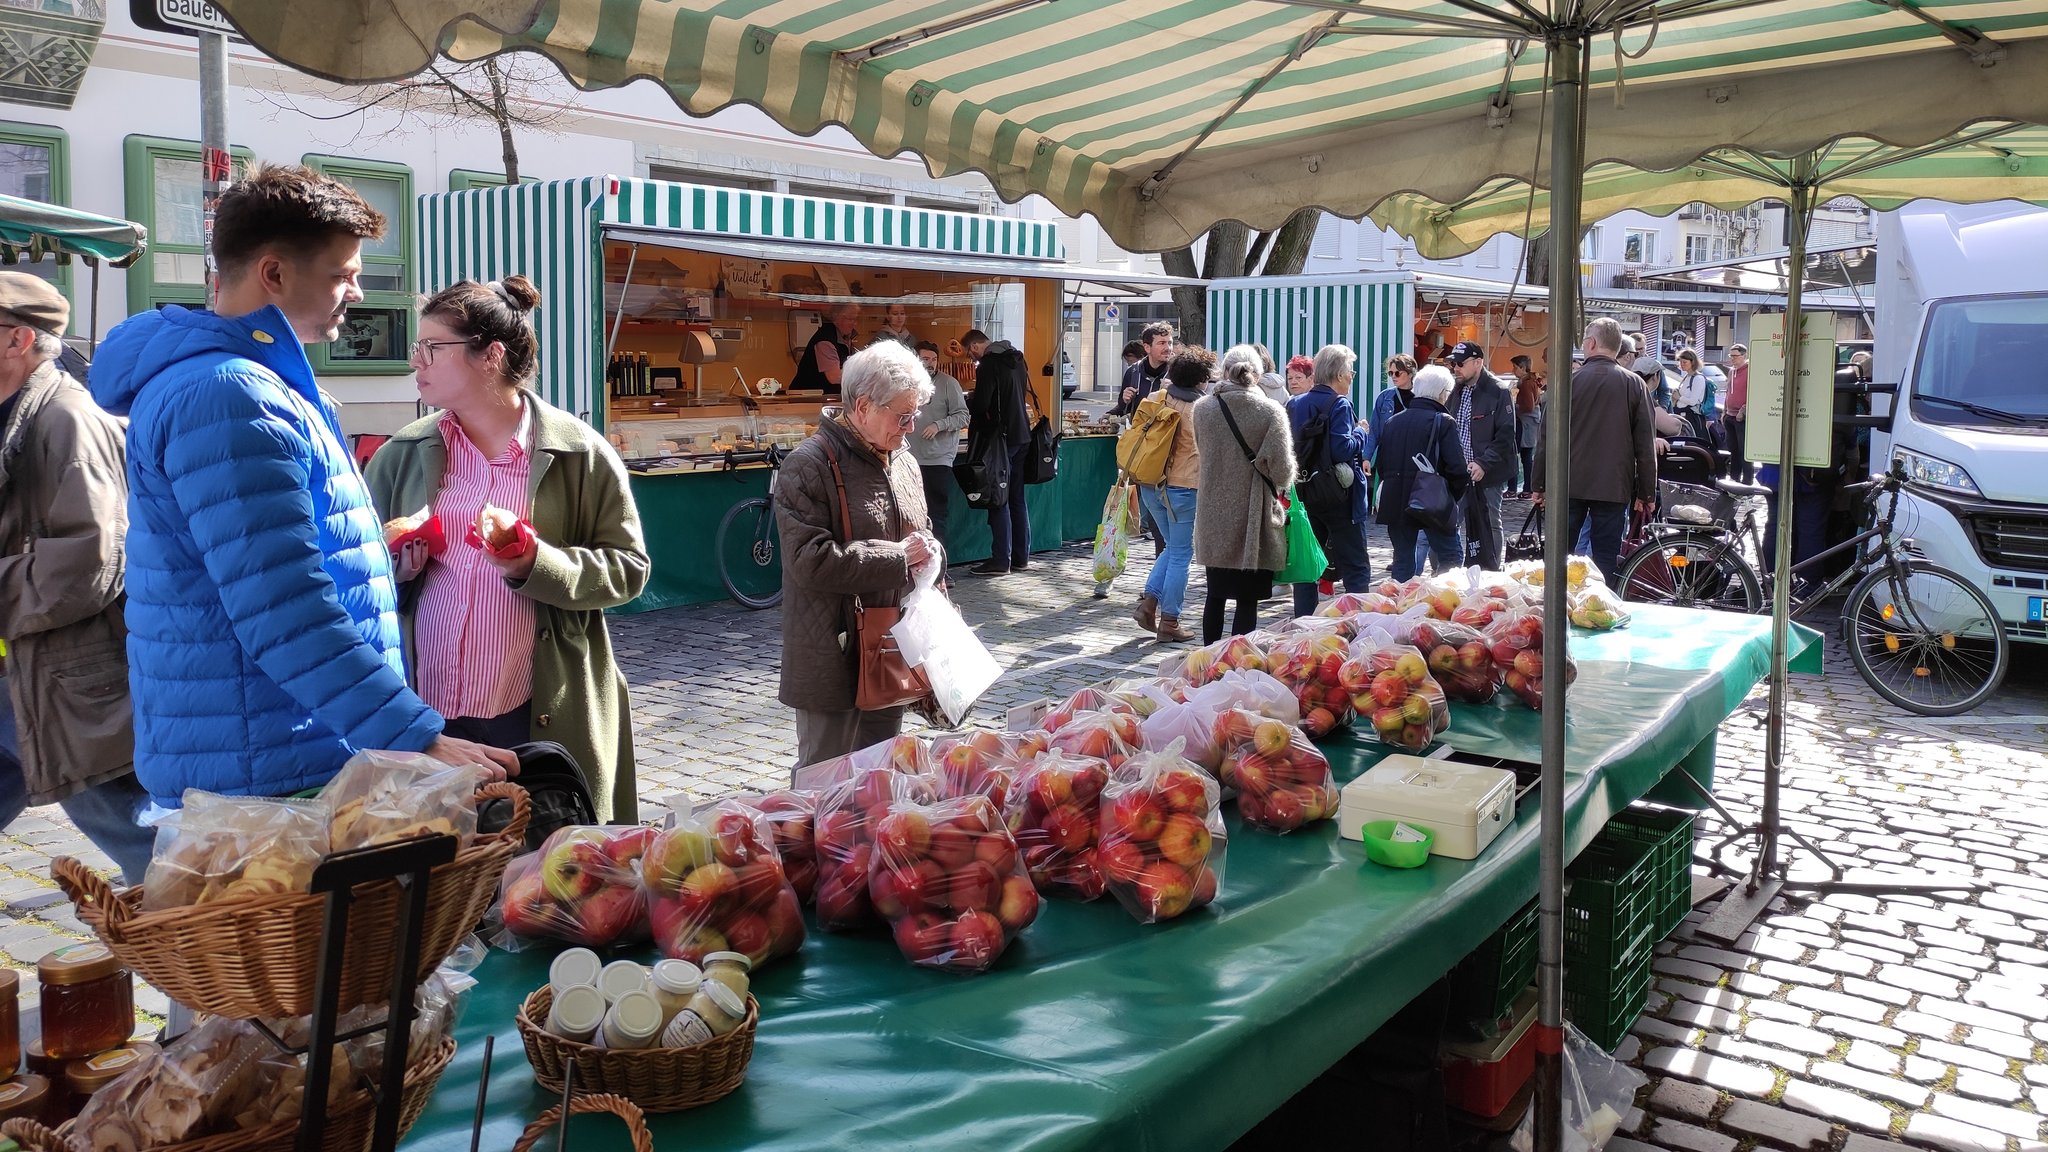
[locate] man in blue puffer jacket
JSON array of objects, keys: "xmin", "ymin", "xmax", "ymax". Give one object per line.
[{"xmin": 90, "ymin": 165, "xmax": 515, "ymax": 807}]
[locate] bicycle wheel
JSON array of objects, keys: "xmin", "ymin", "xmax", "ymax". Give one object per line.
[
  {"xmin": 1615, "ymin": 529, "xmax": 1762, "ymax": 613},
  {"xmin": 1843, "ymin": 560, "xmax": 2007, "ymax": 716},
  {"xmin": 717, "ymin": 497, "xmax": 784, "ymax": 609}
]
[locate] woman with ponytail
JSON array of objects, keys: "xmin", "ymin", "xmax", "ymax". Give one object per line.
[
  {"xmin": 1190, "ymin": 344, "xmax": 1297, "ymax": 643},
  {"xmin": 367, "ymin": 276, "xmax": 651, "ymax": 822}
]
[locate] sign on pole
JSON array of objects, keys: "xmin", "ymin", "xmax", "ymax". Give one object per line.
[
  {"xmin": 131, "ymin": 0, "xmax": 246, "ymax": 41},
  {"xmin": 1746, "ymin": 310, "xmax": 1836, "ymax": 469}
]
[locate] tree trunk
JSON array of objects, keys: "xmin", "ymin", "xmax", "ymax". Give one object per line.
[
  {"xmin": 1258, "ymin": 209, "xmax": 1320, "ymax": 276},
  {"xmin": 1160, "ymin": 245, "xmax": 1206, "ymax": 347},
  {"xmin": 487, "ymin": 60, "xmax": 520, "ymax": 183},
  {"xmin": 1524, "ymin": 230, "xmax": 1551, "ymax": 287}
]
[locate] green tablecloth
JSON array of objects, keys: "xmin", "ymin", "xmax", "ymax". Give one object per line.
[
  {"xmin": 402, "ymin": 607, "xmax": 1816, "ymax": 1151},
  {"xmin": 620, "ymin": 436, "xmax": 1118, "ymax": 613}
]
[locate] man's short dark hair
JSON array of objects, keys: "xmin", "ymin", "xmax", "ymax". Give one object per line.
[
  {"xmin": 963, "ymin": 328, "xmax": 990, "ymax": 348},
  {"xmin": 1140, "ymin": 321, "xmax": 1175, "ymax": 344},
  {"xmin": 915, "ymin": 340, "xmax": 940, "ymax": 355},
  {"xmin": 1121, "ymin": 340, "xmax": 1145, "ymax": 361},
  {"xmin": 1510, "ymin": 355, "xmax": 1532, "ymax": 371},
  {"xmin": 212, "ymin": 164, "xmax": 385, "ymax": 281}
]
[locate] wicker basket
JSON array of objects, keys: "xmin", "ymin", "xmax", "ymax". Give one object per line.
[
  {"xmin": 53, "ymin": 784, "xmax": 528, "ymax": 1019},
  {"xmin": 0, "ymin": 1037, "xmax": 455, "ymax": 1152},
  {"xmin": 513, "ymin": 1094, "xmax": 655, "ymax": 1152},
  {"xmin": 515, "ymin": 985, "xmax": 756, "ymax": 1112}
]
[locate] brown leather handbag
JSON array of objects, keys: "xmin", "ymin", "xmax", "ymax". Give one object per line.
[{"xmin": 823, "ymin": 442, "xmax": 932, "ymax": 713}]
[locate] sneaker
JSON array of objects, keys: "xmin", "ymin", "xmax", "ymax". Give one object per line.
[
  {"xmin": 1092, "ymin": 583, "xmax": 1111, "ymax": 600},
  {"xmin": 969, "ymin": 560, "xmax": 1009, "ymax": 576}
]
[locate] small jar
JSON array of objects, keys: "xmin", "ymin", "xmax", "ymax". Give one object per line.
[
  {"xmin": 595, "ymin": 990, "xmax": 662, "ymax": 1051},
  {"xmin": 37, "ymin": 943, "xmax": 133, "ymax": 1059},
  {"xmin": 682, "ymin": 980, "xmax": 745, "ymax": 1038},
  {"xmin": 548, "ymin": 948, "xmax": 603, "ymax": 998},
  {"xmin": 597, "ymin": 960, "xmax": 648, "ymax": 1006},
  {"xmin": 59, "ymin": 1043, "xmax": 155, "ymax": 1120},
  {"xmin": 0, "ymin": 969, "xmax": 18, "ymax": 1080},
  {"xmin": 0, "ymin": 1074, "xmax": 50, "ymax": 1124},
  {"xmin": 648, "ymin": 960, "xmax": 702, "ymax": 1027},
  {"xmin": 24, "ymin": 1037, "xmax": 60, "ymax": 1078},
  {"xmin": 659, "ymin": 1010, "xmax": 713, "ymax": 1049},
  {"xmin": 544, "ymin": 984, "xmax": 605, "ymax": 1044},
  {"xmin": 700, "ymin": 951, "xmax": 752, "ymax": 999}
]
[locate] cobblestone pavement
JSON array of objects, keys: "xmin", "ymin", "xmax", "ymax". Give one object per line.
[{"xmin": 5, "ymin": 504, "xmax": 2045, "ymax": 1147}]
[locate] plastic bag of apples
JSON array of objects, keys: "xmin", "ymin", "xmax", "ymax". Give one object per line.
[
  {"xmin": 870, "ymin": 794, "xmax": 1041, "ymax": 973},
  {"xmin": 1004, "ymin": 750, "xmax": 1112, "ymax": 900},
  {"xmin": 1043, "ymin": 708, "xmax": 1143, "ymax": 771},
  {"xmin": 1159, "ymin": 632, "xmax": 1267, "ymax": 686},
  {"xmin": 1097, "ymin": 740, "xmax": 1228, "ymax": 924},
  {"xmin": 1137, "ymin": 698, "xmax": 1228, "ymax": 776},
  {"xmin": 1261, "ymin": 628, "xmax": 1356, "ymax": 737},
  {"xmin": 1211, "ymin": 710, "xmax": 1339, "ymax": 833},
  {"xmin": 496, "ymin": 825, "xmax": 657, "ymax": 949},
  {"xmin": 1185, "ymin": 668, "xmax": 1301, "ymax": 727},
  {"xmin": 1313, "ymin": 591, "xmax": 1398, "ymax": 619},
  {"xmin": 643, "ymin": 800, "xmax": 806, "ymax": 968},
  {"xmin": 1341, "ymin": 632, "xmax": 1451, "ymax": 753},
  {"xmin": 736, "ymin": 790, "xmax": 820, "ymax": 902},
  {"xmin": 811, "ymin": 760, "xmax": 941, "ymax": 931},
  {"xmin": 931, "ymin": 730, "xmax": 1045, "ymax": 810},
  {"xmin": 1042, "ymin": 686, "xmax": 1136, "ymax": 733},
  {"xmin": 1485, "ymin": 606, "xmax": 1577, "ymax": 710},
  {"xmin": 1398, "ymin": 616, "xmax": 1499, "ymax": 705}
]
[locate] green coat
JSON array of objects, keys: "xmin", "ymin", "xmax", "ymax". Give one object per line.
[{"xmin": 364, "ymin": 397, "xmax": 649, "ymax": 822}]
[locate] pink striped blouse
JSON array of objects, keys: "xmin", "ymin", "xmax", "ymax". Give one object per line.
[{"xmin": 414, "ymin": 403, "xmax": 536, "ymax": 721}]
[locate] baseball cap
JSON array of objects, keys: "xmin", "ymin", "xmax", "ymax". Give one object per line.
[
  {"xmin": 1446, "ymin": 340, "xmax": 1484, "ymax": 365},
  {"xmin": 0, "ymin": 272, "xmax": 68, "ymax": 337}
]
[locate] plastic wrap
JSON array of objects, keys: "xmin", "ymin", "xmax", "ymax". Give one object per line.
[
  {"xmin": 1003, "ymin": 750, "xmax": 1111, "ymax": 900},
  {"xmin": 869, "ymin": 794, "xmax": 1038, "ymax": 972},
  {"xmin": 737, "ymin": 790, "xmax": 820, "ymax": 902},
  {"xmin": 1043, "ymin": 686, "xmax": 1137, "ymax": 733},
  {"xmin": 1212, "ymin": 710, "xmax": 1338, "ymax": 833},
  {"xmin": 1184, "ymin": 668, "xmax": 1302, "ymax": 726},
  {"xmin": 931, "ymin": 731, "xmax": 1039, "ymax": 809},
  {"xmin": 326, "ymin": 749, "xmax": 482, "ymax": 852},
  {"xmin": 1343, "ymin": 633, "xmax": 1451, "ymax": 753},
  {"xmin": 1138, "ymin": 698, "xmax": 1227, "ymax": 775},
  {"xmin": 1405, "ymin": 617, "xmax": 1500, "ymax": 704},
  {"xmin": 1261, "ymin": 629, "xmax": 1356, "ymax": 737},
  {"xmin": 72, "ymin": 1017, "xmax": 267, "ymax": 1150},
  {"xmin": 1096, "ymin": 740, "xmax": 1227, "ymax": 924},
  {"xmin": 1485, "ymin": 606, "xmax": 1577, "ymax": 710},
  {"xmin": 811, "ymin": 765, "xmax": 941, "ymax": 931},
  {"xmin": 643, "ymin": 799, "xmax": 805, "ymax": 967},
  {"xmin": 791, "ymin": 733, "xmax": 933, "ymax": 793},
  {"xmin": 1159, "ymin": 632, "xmax": 1268, "ymax": 685},
  {"xmin": 1511, "ymin": 1024, "xmax": 1649, "ymax": 1152},
  {"xmin": 140, "ymin": 792, "xmax": 329, "ymax": 912},
  {"xmin": 1313, "ymin": 591, "xmax": 1398, "ymax": 618},
  {"xmin": 1042, "ymin": 709, "xmax": 1143, "ymax": 771},
  {"xmin": 496, "ymin": 825, "xmax": 657, "ymax": 948}
]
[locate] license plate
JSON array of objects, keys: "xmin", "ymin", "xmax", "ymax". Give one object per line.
[{"xmin": 2031, "ymin": 597, "xmax": 2045, "ymax": 624}]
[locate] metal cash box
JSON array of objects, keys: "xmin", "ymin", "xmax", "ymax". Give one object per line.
[{"xmin": 1338, "ymin": 755, "xmax": 1517, "ymax": 860}]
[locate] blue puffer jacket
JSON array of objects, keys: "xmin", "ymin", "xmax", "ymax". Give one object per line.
[{"xmin": 89, "ymin": 305, "xmax": 443, "ymax": 806}]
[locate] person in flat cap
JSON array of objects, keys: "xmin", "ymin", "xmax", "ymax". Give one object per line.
[{"xmin": 0, "ymin": 272, "xmax": 153, "ymax": 882}]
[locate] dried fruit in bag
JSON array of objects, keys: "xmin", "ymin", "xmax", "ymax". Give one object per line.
[
  {"xmin": 1004, "ymin": 750, "xmax": 1111, "ymax": 899},
  {"xmin": 645, "ymin": 800, "xmax": 806, "ymax": 968},
  {"xmin": 811, "ymin": 762, "xmax": 940, "ymax": 931},
  {"xmin": 141, "ymin": 792, "xmax": 328, "ymax": 912},
  {"xmin": 870, "ymin": 794, "xmax": 1038, "ymax": 973},
  {"xmin": 1261, "ymin": 629, "xmax": 1355, "ymax": 737},
  {"xmin": 496, "ymin": 825, "xmax": 656, "ymax": 947},
  {"xmin": 738, "ymin": 789, "xmax": 820, "ymax": 902},
  {"xmin": 1097, "ymin": 740, "xmax": 1227, "ymax": 924},
  {"xmin": 1212, "ymin": 710, "xmax": 1339, "ymax": 833},
  {"xmin": 1043, "ymin": 708, "xmax": 1141, "ymax": 771},
  {"xmin": 1345, "ymin": 634, "xmax": 1451, "ymax": 753},
  {"xmin": 325, "ymin": 749, "xmax": 481, "ymax": 852},
  {"xmin": 73, "ymin": 1016, "xmax": 267, "ymax": 1151}
]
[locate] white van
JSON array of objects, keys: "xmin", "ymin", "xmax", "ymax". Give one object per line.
[{"xmin": 1873, "ymin": 205, "xmax": 2048, "ymax": 644}]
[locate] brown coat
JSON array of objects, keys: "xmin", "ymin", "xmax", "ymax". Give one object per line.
[
  {"xmin": 365, "ymin": 396, "xmax": 649, "ymax": 822},
  {"xmin": 0, "ymin": 363, "xmax": 134, "ymax": 805},
  {"xmin": 1534, "ymin": 356, "xmax": 1659, "ymax": 505},
  {"xmin": 775, "ymin": 418, "xmax": 929, "ymax": 713}
]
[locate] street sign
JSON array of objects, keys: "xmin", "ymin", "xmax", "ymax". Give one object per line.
[
  {"xmin": 1104, "ymin": 303, "xmax": 1119, "ymax": 323},
  {"xmin": 131, "ymin": 0, "xmax": 245, "ymax": 40}
]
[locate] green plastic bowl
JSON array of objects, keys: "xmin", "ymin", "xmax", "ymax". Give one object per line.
[{"xmin": 1360, "ymin": 820, "xmax": 1435, "ymax": 868}]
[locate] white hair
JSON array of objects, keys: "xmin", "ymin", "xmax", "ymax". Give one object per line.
[
  {"xmin": 1312, "ymin": 344, "xmax": 1356, "ymax": 389},
  {"xmin": 0, "ymin": 309, "xmax": 61, "ymax": 364},
  {"xmin": 1411, "ymin": 364, "xmax": 1456, "ymax": 403},
  {"xmin": 1219, "ymin": 344, "xmax": 1263, "ymax": 390},
  {"xmin": 842, "ymin": 339, "xmax": 934, "ymax": 409}
]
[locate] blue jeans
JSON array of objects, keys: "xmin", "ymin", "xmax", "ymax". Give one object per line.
[
  {"xmin": 0, "ymin": 678, "xmax": 154, "ymax": 885},
  {"xmin": 1292, "ymin": 506, "xmax": 1372, "ymax": 616},
  {"xmin": 1387, "ymin": 519, "xmax": 1461, "ymax": 582},
  {"xmin": 1139, "ymin": 485, "xmax": 1198, "ymax": 618},
  {"xmin": 987, "ymin": 443, "xmax": 1033, "ymax": 569}
]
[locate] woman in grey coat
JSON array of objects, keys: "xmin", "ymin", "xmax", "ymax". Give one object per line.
[{"xmin": 1192, "ymin": 345, "xmax": 1297, "ymax": 644}]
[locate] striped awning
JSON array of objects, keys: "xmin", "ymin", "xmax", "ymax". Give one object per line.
[
  {"xmin": 0, "ymin": 192, "xmax": 146, "ymax": 267},
  {"xmin": 213, "ymin": 2, "xmax": 2048, "ymax": 253},
  {"xmin": 1372, "ymin": 122, "xmax": 2048, "ymax": 260}
]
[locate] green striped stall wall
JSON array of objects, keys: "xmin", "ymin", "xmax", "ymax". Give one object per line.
[
  {"xmin": 1205, "ymin": 274, "xmax": 1415, "ymax": 414},
  {"xmin": 418, "ymin": 176, "xmax": 1069, "ymax": 419}
]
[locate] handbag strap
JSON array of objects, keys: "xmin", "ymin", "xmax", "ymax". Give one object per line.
[{"xmin": 1215, "ymin": 392, "xmax": 1279, "ymax": 498}]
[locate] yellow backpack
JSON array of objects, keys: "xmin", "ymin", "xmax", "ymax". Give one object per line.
[{"xmin": 1115, "ymin": 392, "xmax": 1179, "ymax": 486}]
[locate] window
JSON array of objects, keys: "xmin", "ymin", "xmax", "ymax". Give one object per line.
[
  {"xmin": 1580, "ymin": 227, "xmax": 1603, "ymax": 261},
  {"xmin": 0, "ymin": 121, "xmax": 69, "ymax": 297},
  {"xmin": 1475, "ymin": 236, "xmax": 1500, "ymax": 269},
  {"xmin": 1684, "ymin": 234, "xmax": 1711, "ymax": 264},
  {"xmin": 648, "ymin": 164, "xmax": 772, "ymax": 192},
  {"xmin": 449, "ymin": 168, "xmax": 531, "ymax": 191},
  {"xmin": 785, "ymin": 180, "xmax": 894, "ymax": 206},
  {"xmin": 124, "ymin": 135, "xmax": 255, "ymax": 313},
  {"xmin": 1623, "ymin": 229, "xmax": 1655, "ymax": 264},
  {"xmin": 1311, "ymin": 216, "xmax": 1341, "ymax": 259},
  {"xmin": 305, "ymin": 155, "xmax": 415, "ymax": 374},
  {"xmin": 904, "ymin": 194, "xmax": 981, "ymax": 214},
  {"xmin": 1358, "ymin": 226, "xmax": 1385, "ymax": 261}
]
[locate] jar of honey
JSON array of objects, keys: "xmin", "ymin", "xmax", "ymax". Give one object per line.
[
  {"xmin": 37, "ymin": 943, "xmax": 134, "ymax": 1059},
  {"xmin": 0, "ymin": 1073, "xmax": 50, "ymax": 1124},
  {"xmin": 57, "ymin": 1042, "xmax": 156, "ymax": 1121},
  {"xmin": 0, "ymin": 969, "xmax": 18, "ymax": 1079},
  {"xmin": 24, "ymin": 1036, "xmax": 60, "ymax": 1078}
]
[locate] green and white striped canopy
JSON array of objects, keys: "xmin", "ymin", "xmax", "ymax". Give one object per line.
[
  {"xmin": 0, "ymin": 192, "xmax": 146, "ymax": 267},
  {"xmin": 1371, "ymin": 121, "xmax": 2048, "ymax": 260},
  {"xmin": 214, "ymin": 1, "xmax": 2048, "ymax": 252}
]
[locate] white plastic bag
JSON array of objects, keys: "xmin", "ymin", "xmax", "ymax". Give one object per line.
[
  {"xmin": 1510, "ymin": 1023, "xmax": 1649, "ymax": 1152},
  {"xmin": 892, "ymin": 563, "xmax": 1001, "ymax": 727}
]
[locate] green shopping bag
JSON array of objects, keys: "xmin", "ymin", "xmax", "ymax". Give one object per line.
[{"xmin": 1275, "ymin": 489, "xmax": 1328, "ymax": 585}]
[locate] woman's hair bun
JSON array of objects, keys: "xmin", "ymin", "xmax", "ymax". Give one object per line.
[{"xmin": 499, "ymin": 274, "xmax": 542, "ymax": 313}]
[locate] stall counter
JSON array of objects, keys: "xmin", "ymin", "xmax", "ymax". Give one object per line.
[{"xmin": 400, "ymin": 607, "xmax": 1818, "ymax": 1152}]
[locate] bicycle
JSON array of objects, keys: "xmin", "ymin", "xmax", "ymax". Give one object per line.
[
  {"xmin": 1613, "ymin": 464, "xmax": 2009, "ymax": 716},
  {"xmin": 715, "ymin": 445, "xmax": 786, "ymax": 610}
]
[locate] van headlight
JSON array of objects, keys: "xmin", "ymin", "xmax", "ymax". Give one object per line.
[{"xmin": 1893, "ymin": 447, "xmax": 1981, "ymax": 497}]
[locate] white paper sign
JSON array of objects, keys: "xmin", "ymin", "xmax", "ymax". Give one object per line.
[{"xmin": 1746, "ymin": 310, "xmax": 1836, "ymax": 469}]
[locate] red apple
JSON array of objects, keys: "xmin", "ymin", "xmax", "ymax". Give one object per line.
[
  {"xmin": 1263, "ymin": 789, "xmax": 1306, "ymax": 832},
  {"xmin": 1157, "ymin": 813, "xmax": 1212, "ymax": 868},
  {"xmin": 1099, "ymin": 839, "xmax": 1152, "ymax": 884},
  {"xmin": 995, "ymin": 874, "xmax": 1040, "ymax": 933},
  {"xmin": 1110, "ymin": 791, "xmax": 1166, "ymax": 842},
  {"xmin": 724, "ymin": 911, "xmax": 772, "ymax": 963},
  {"xmin": 891, "ymin": 912, "xmax": 950, "ymax": 963},
  {"xmin": 946, "ymin": 910, "xmax": 1007, "ymax": 971},
  {"xmin": 1154, "ymin": 768, "xmax": 1210, "ymax": 815},
  {"xmin": 1370, "ymin": 671, "xmax": 1407, "ymax": 709},
  {"xmin": 1135, "ymin": 862, "xmax": 1194, "ymax": 920},
  {"xmin": 500, "ymin": 872, "xmax": 550, "ymax": 937},
  {"xmin": 1514, "ymin": 649, "xmax": 1544, "ymax": 680},
  {"xmin": 1190, "ymin": 866, "xmax": 1219, "ymax": 909}
]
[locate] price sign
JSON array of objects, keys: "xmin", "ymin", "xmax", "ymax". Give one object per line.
[{"xmin": 1746, "ymin": 310, "xmax": 1836, "ymax": 469}]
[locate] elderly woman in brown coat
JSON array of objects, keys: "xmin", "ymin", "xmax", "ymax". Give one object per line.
[{"xmin": 776, "ymin": 341, "xmax": 939, "ymax": 770}]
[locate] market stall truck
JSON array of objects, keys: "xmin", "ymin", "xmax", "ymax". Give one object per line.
[{"xmin": 1872, "ymin": 204, "xmax": 2048, "ymax": 644}]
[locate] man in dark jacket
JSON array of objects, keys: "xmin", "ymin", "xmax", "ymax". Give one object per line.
[
  {"xmin": 1109, "ymin": 322, "xmax": 1173, "ymax": 417},
  {"xmin": 1445, "ymin": 341, "xmax": 1518, "ymax": 570},
  {"xmin": 0, "ymin": 275, "xmax": 152, "ymax": 882},
  {"xmin": 966, "ymin": 340, "xmax": 1034, "ymax": 575},
  {"xmin": 1533, "ymin": 318, "xmax": 1659, "ymax": 583},
  {"xmin": 793, "ymin": 301, "xmax": 859, "ymax": 396}
]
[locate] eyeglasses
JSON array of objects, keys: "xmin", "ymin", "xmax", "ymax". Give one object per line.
[
  {"xmin": 864, "ymin": 400, "xmax": 918, "ymax": 429},
  {"xmin": 411, "ymin": 338, "xmax": 472, "ymax": 365}
]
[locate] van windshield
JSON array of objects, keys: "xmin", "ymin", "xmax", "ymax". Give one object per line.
[{"xmin": 1911, "ymin": 294, "xmax": 2048, "ymax": 426}]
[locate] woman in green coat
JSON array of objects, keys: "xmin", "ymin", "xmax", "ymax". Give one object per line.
[{"xmin": 366, "ymin": 276, "xmax": 650, "ymax": 821}]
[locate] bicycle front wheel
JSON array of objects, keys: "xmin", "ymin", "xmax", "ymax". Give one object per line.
[
  {"xmin": 1843, "ymin": 560, "xmax": 2007, "ymax": 716},
  {"xmin": 717, "ymin": 497, "xmax": 784, "ymax": 609},
  {"xmin": 1615, "ymin": 529, "xmax": 1762, "ymax": 614}
]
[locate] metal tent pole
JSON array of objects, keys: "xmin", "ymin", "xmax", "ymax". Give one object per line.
[{"xmin": 1534, "ymin": 29, "xmax": 1584, "ymax": 1152}]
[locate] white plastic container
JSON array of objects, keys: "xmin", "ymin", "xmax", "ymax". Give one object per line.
[
  {"xmin": 598, "ymin": 960, "xmax": 650, "ymax": 1005},
  {"xmin": 547, "ymin": 948, "xmax": 602, "ymax": 998},
  {"xmin": 544, "ymin": 984, "xmax": 605, "ymax": 1044},
  {"xmin": 1338, "ymin": 755, "xmax": 1517, "ymax": 860}
]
